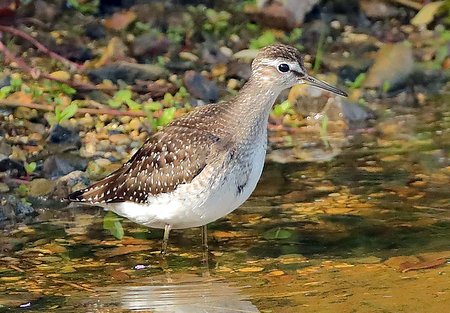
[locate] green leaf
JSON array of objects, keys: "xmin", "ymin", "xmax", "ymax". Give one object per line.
[
  {"xmin": 272, "ymin": 100, "xmax": 293, "ymax": 117},
  {"xmin": 10, "ymin": 76, "xmax": 22, "ymax": 89},
  {"xmin": 158, "ymin": 107, "xmax": 176, "ymax": 126},
  {"xmin": 0, "ymin": 86, "xmax": 12, "ymax": 99},
  {"xmin": 107, "ymin": 99, "xmax": 122, "ymax": 108},
  {"xmin": 103, "ymin": 211, "xmax": 124, "ymax": 240},
  {"xmin": 263, "ymin": 227, "xmax": 293, "ymax": 240},
  {"xmin": 60, "ymin": 103, "xmax": 78, "ymax": 121},
  {"xmin": 250, "ymin": 31, "xmax": 276, "ymax": 50},
  {"xmin": 125, "ymin": 98, "xmax": 142, "ymax": 111},
  {"xmin": 114, "ymin": 89, "xmax": 132, "ymax": 102},
  {"xmin": 347, "ymin": 73, "xmax": 366, "ymax": 90},
  {"xmin": 54, "ymin": 106, "xmax": 63, "ymax": 122},
  {"xmin": 144, "ymin": 101, "xmax": 163, "ymax": 111},
  {"xmin": 24, "ymin": 161, "xmax": 37, "ymax": 175},
  {"xmin": 382, "ymin": 81, "xmax": 391, "ymax": 93}
]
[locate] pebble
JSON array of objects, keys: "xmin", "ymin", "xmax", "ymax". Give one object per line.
[
  {"xmin": 127, "ymin": 118, "xmax": 142, "ymax": 131},
  {"xmin": 328, "ymin": 192, "xmax": 341, "ymax": 197},
  {"xmin": 0, "ymin": 182, "xmax": 10, "ymax": 193},
  {"xmin": 179, "ymin": 51, "xmax": 199, "ymax": 62},
  {"xmin": 109, "ymin": 134, "xmax": 130, "ymax": 145},
  {"xmin": 227, "ymin": 78, "xmax": 239, "ymax": 90},
  {"xmin": 95, "ymin": 158, "xmax": 112, "ymax": 168},
  {"xmin": 238, "ymin": 267, "xmax": 264, "ymax": 273}
]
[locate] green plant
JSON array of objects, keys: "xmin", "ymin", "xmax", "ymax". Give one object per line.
[
  {"xmin": 272, "ymin": 100, "xmax": 294, "ymax": 117},
  {"xmin": 67, "ymin": 0, "xmax": 99, "ymax": 14},
  {"xmin": 54, "ymin": 102, "xmax": 78, "ymax": 124},
  {"xmin": 167, "ymin": 26, "xmax": 185, "ymax": 44},
  {"xmin": 203, "ymin": 8, "xmax": 231, "ymax": 35},
  {"xmin": 250, "ymin": 30, "xmax": 277, "ymax": 50},
  {"xmin": 347, "ymin": 73, "xmax": 366, "ymax": 90},
  {"xmin": 0, "ymin": 75, "xmax": 23, "ymax": 99},
  {"xmin": 144, "ymin": 102, "xmax": 177, "ymax": 130},
  {"xmin": 24, "ymin": 161, "xmax": 37, "ymax": 175},
  {"xmin": 313, "ymin": 27, "xmax": 327, "ymax": 73},
  {"xmin": 382, "ymin": 81, "xmax": 391, "ymax": 94},
  {"xmin": 103, "ymin": 211, "xmax": 124, "ymax": 240},
  {"xmin": 16, "ymin": 184, "xmax": 29, "ymax": 197},
  {"xmin": 108, "ymin": 90, "xmax": 142, "ymax": 110},
  {"xmin": 284, "ymin": 28, "xmax": 303, "ymax": 50}
]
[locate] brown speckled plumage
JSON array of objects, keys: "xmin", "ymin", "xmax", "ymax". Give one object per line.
[{"xmin": 68, "ymin": 103, "xmax": 233, "ymax": 204}]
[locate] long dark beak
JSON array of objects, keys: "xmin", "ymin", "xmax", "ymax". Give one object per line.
[{"xmin": 304, "ymin": 75, "xmax": 347, "ymax": 97}]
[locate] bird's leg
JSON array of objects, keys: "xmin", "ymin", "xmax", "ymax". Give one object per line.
[
  {"xmin": 201, "ymin": 224, "xmax": 209, "ymax": 266},
  {"xmin": 161, "ymin": 224, "xmax": 172, "ymax": 256},
  {"xmin": 201, "ymin": 224, "xmax": 208, "ymax": 251}
]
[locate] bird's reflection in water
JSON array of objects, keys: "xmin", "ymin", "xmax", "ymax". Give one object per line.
[{"xmin": 90, "ymin": 273, "xmax": 260, "ymax": 313}]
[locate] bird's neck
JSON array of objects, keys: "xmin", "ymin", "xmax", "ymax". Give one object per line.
[{"xmin": 226, "ymin": 76, "xmax": 283, "ymax": 140}]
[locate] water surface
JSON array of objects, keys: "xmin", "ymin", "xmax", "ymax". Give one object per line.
[{"xmin": 0, "ymin": 98, "xmax": 449, "ymax": 312}]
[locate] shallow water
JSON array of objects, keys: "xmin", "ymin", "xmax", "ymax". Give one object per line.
[{"xmin": 0, "ymin": 98, "xmax": 449, "ymax": 312}]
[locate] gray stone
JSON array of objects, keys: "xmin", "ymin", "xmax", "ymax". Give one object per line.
[
  {"xmin": 88, "ymin": 62, "xmax": 168, "ymax": 85},
  {"xmin": 0, "ymin": 195, "xmax": 35, "ymax": 222},
  {"xmin": 43, "ymin": 153, "xmax": 88, "ymax": 179},
  {"xmin": 184, "ymin": 71, "xmax": 219, "ymax": 102}
]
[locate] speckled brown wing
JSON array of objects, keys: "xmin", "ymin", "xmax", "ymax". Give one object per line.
[{"xmin": 68, "ymin": 126, "xmax": 220, "ymax": 204}]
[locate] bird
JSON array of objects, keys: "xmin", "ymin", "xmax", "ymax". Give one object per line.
[{"xmin": 68, "ymin": 44, "xmax": 347, "ymax": 254}]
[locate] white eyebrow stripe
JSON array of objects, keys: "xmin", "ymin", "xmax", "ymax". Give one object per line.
[{"xmin": 259, "ymin": 59, "xmax": 302, "ymax": 72}]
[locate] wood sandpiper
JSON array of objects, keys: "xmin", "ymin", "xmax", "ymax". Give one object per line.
[{"xmin": 68, "ymin": 44, "xmax": 347, "ymax": 254}]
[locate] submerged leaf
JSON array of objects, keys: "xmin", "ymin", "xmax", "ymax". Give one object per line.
[
  {"xmin": 103, "ymin": 211, "xmax": 124, "ymax": 239},
  {"xmin": 263, "ymin": 227, "xmax": 293, "ymax": 240}
]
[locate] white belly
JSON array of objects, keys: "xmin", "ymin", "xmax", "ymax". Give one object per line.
[{"xmin": 106, "ymin": 145, "xmax": 266, "ymax": 229}]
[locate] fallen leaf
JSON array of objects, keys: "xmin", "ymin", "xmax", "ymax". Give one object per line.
[
  {"xmin": 104, "ymin": 10, "xmax": 137, "ymax": 31},
  {"xmin": 97, "ymin": 245, "xmax": 151, "ymax": 257},
  {"xmin": 238, "ymin": 267, "xmax": 264, "ymax": 273},
  {"xmin": 400, "ymin": 258, "xmax": 447, "ymax": 273},
  {"xmin": 411, "ymin": 1, "xmax": 444, "ymax": 26}
]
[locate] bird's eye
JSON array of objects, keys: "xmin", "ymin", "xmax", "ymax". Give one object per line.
[{"xmin": 278, "ymin": 63, "xmax": 290, "ymax": 73}]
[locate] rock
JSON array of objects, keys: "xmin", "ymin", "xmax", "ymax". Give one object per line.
[
  {"xmin": 0, "ymin": 75, "xmax": 10, "ymax": 88},
  {"xmin": 363, "ymin": 42, "xmax": 414, "ymax": 89},
  {"xmin": 0, "ymin": 195, "xmax": 35, "ymax": 222},
  {"xmin": 0, "ymin": 182, "xmax": 9, "ymax": 193},
  {"xmin": 43, "ymin": 153, "xmax": 88, "ymax": 179},
  {"xmin": 359, "ymin": 0, "xmax": 398, "ymax": 18},
  {"xmin": 255, "ymin": 0, "xmax": 319, "ymax": 30},
  {"xmin": 183, "ymin": 71, "xmax": 219, "ymax": 102},
  {"xmin": 85, "ymin": 22, "xmax": 106, "ymax": 39},
  {"xmin": 88, "ymin": 62, "xmax": 167, "ymax": 85},
  {"xmin": 132, "ymin": 31, "xmax": 170, "ymax": 58},
  {"xmin": 201, "ymin": 45, "xmax": 229, "ymax": 64},
  {"xmin": 0, "ymin": 158, "xmax": 25, "ymax": 178},
  {"xmin": 0, "ymin": 141, "xmax": 12, "ymax": 156},
  {"xmin": 340, "ymin": 100, "xmax": 375, "ymax": 123},
  {"xmin": 48, "ymin": 125, "xmax": 81, "ymax": 146},
  {"xmin": 49, "ymin": 170, "xmax": 90, "ymax": 200},
  {"xmin": 28, "ymin": 178, "xmax": 56, "ymax": 197},
  {"xmin": 52, "ymin": 42, "xmax": 94, "ymax": 62},
  {"xmin": 227, "ymin": 62, "xmax": 252, "ymax": 80},
  {"xmin": 33, "ymin": 0, "xmax": 59, "ymax": 23}
]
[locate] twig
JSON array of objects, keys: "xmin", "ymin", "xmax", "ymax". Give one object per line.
[
  {"xmin": 0, "ymin": 25, "xmax": 83, "ymax": 70},
  {"xmin": 387, "ymin": 0, "xmax": 423, "ymax": 10},
  {"xmin": 0, "ymin": 39, "xmax": 172, "ymax": 95},
  {"xmin": 0, "ymin": 100, "xmax": 148, "ymax": 117}
]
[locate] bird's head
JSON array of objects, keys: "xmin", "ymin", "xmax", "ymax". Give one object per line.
[{"xmin": 252, "ymin": 44, "xmax": 347, "ymax": 97}]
